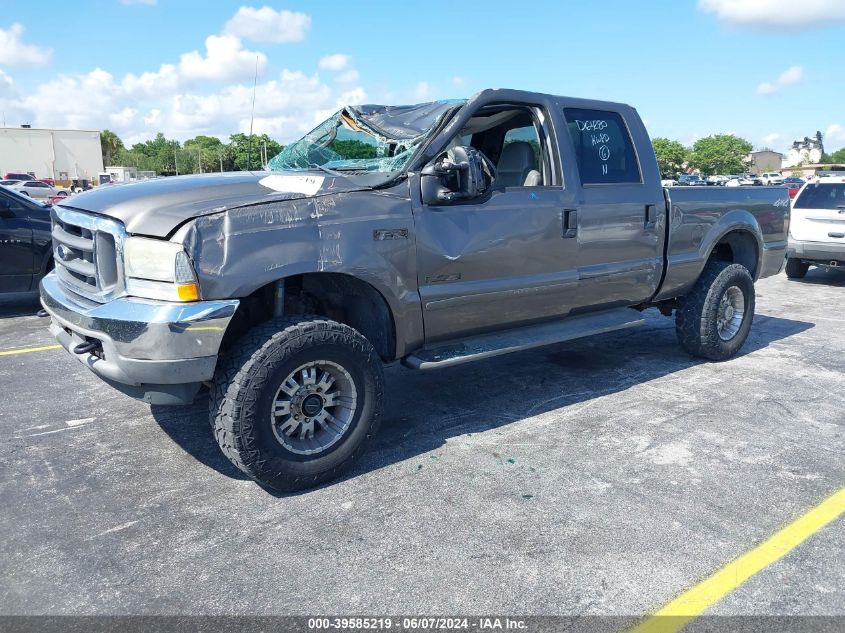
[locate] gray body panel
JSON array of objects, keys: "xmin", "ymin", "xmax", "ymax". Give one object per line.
[
  {"xmin": 656, "ymin": 186, "xmax": 789, "ymax": 301},
  {"xmin": 40, "ymin": 88, "xmax": 789, "ymax": 376},
  {"xmin": 60, "ymin": 172, "xmax": 368, "ymax": 237}
]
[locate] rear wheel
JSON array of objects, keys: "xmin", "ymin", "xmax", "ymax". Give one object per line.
[
  {"xmin": 785, "ymin": 257, "xmax": 809, "ymax": 279},
  {"xmin": 210, "ymin": 317, "xmax": 384, "ymax": 492},
  {"xmin": 675, "ymin": 261, "xmax": 755, "ymax": 361}
]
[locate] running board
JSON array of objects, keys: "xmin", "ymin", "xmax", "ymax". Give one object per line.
[{"xmin": 402, "ymin": 308, "xmax": 646, "ymax": 370}]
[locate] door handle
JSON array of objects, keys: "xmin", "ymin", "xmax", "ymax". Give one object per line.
[
  {"xmin": 563, "ymin": 208, "xmax": 578, "ymax": 239},
  {"xmin": 645, "ymin": 204, "xmax": 657, "ymax": 230}
]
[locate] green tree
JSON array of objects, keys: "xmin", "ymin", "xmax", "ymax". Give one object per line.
[
  {"xmin": 689, "ymin": 135, "xmax": 753, "ymax": 175},
  {"xmin": 830, "ymin": 148, "xmax": 845, "ymax": 163},
  {"xmin": 100, "ymin": 129, "xmax": 124, "ymax": 167},
  {"xmin": 184, "ymin": 135, "xmax": 232, "ymax": 173},
  {"xmin": 328, "ymin": 139, "xmax": 378, "ymax": 159},
  {"xmin": 651, "ymin": 138, "xmax": 688, "ymax": 179},
  {"xmin": 230, "ymin": 133, "xmax": 283, "ymax": 171}
]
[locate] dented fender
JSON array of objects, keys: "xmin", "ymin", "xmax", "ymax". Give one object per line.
[{"xmin": 175, "ymin": 183, "xmax": 425, "ymax": 358}]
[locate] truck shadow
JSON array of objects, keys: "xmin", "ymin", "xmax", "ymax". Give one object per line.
[
  {"xmin": 150, "ymin": 311, "xmax": 814, "ymax": 493},
  {"xmin": 0, "ymin": 295, "xmax": 41, "ymax": 319},
  {"xmin": 787, "ymin": 267, "xmax": 845, "ymax": 287}
]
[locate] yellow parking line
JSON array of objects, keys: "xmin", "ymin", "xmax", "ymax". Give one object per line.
[
  {"xmin": 0, "ymin": 344, "xmax": 62, "ymax": 357},
  {"xmin": 628, "ymin": 486, "xmax": 845, "ymax": 633}
]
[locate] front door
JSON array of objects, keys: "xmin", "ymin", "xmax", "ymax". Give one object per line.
[{"xmin": 414, "ymin": 103, "xmax": 579, "ymax": 342}]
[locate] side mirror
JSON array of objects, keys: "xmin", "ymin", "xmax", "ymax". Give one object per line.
[{"xmin": 421, "ymin": 146, "xmax": 492, "ymax": 206}]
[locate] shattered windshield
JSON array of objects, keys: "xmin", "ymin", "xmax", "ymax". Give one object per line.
[{"xmin": 268, "ymin": 101, "xmax": 462, "ymax": 181}]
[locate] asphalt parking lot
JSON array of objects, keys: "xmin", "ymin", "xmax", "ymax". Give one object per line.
[{"xmin": 1, "ymin": 269, "xmax": 843, "ymax": 628}]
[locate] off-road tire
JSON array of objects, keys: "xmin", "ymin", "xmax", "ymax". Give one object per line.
[
  {"xmin": 785, "ymin": 258, "xmax": 809, "ymax": 279},
  {"xmin": 210, "ymin": 316, "xmax": 384, "ymax": 492},
  {"xmin": 675, "ymin": 261, "xmax": 755, "ymax": 361}
]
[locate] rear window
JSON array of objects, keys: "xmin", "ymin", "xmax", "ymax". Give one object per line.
[
  {"xmin": 563, "ymin": 108, "xmax": 641, "ymax": 185},
  {"xmin": 793, "ymin": 183, "xmax": 845, "ymax": 209}
]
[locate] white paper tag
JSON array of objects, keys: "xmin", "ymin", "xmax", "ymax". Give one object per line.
[{"xmin": 259, "ymin": 174, "xmax": 325, "ymax": 196}]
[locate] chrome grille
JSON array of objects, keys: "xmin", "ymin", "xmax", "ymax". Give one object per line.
[{"xmin": 51, "ymin": 206, "xmax": 127, "ymax": 303}]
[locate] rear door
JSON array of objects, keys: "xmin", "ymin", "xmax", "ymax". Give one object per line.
[
  {"xmin": 791, "ymin": 180, "xmax": 845, "ymax": 243},
  {"xmin": 555, "ymin": 104, "xmax": 666, "ymax": 309},
  {"xmin": 0, "ymin": 188, "xmax": 35, "ymax": 292}
]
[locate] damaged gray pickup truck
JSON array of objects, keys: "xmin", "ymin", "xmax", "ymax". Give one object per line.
[{"xmin": 41, "ymin": 89, "xmax": 789, "ymax": 491}]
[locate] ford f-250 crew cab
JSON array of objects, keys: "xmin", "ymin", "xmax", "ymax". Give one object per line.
[{"xmin": 40, "ymin": 89, "xmax": 789, "ymax": 491}]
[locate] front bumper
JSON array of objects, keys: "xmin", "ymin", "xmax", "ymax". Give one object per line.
[
  {"xmin": 40, "ymin": 273, "xmax": 238, "ymax": 405},
  {"xmin": 787, "ymin": 238, "xmax": 845, "ymax": 264}
]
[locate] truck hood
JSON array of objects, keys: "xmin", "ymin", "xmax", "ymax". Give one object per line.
[{"xmin": 59, "ymin": 171, "xmax": 368, "ymax": 237}]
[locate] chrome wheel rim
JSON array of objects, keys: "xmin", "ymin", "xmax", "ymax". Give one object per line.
[
  {"xmin": 716, "ymin": 286, "xmax": 745, "ymax": 341},
  {"xmin": 270, "ymin": 360, "xmax": 358, "ymax": 455}
]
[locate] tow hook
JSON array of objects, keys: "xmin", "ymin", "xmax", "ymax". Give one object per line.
[
  {"xmin": 73, "ymin": 340, "xmax": 101, "ymax": 355},
  {"xmin": 36, "ymin": 309, "xmax": 48, "ymax": 318}
]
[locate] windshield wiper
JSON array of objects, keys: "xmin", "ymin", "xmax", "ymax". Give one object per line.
[{"xmin": 307, "ymin": 163, "xmax": 345, "ymax": 177}]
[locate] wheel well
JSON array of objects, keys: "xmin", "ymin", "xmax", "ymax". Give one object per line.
[
  {"xmin": 220, "ymin": 273, "xmax": 397, "ymax": 361},
  {"xmin": 709, "ymin": 230, "xmax": 759, "ymax": 278}
]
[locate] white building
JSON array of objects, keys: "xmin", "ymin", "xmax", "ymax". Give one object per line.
[
  {"xmin": 0, "ymin": 127, "xmax": 104, "ymax": 184},
  {"xmin": 782, "ymin": 132, "xmax": 825, "ymax": 168}
]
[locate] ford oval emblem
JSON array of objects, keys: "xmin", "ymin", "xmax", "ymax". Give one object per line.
[{"xmin": 57, "ymin": 244, "xmax": 71, "ymax": 261}]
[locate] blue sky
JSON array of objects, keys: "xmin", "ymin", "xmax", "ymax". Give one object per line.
[{"xmin": 1, "ymin": 0, "xmax": 843, "ymax": 152}]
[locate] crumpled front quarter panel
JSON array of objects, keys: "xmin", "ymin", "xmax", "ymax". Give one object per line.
[{"xmin": 179, "ymin": 184, "xmax": 423, "ymax": 356}]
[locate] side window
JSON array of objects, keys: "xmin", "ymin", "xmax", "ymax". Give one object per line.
[
  {"xmin": 501, "ymin": 125, "xmax": 541, "ymax": 186},
  {"xmin": 563, "ymin": 108, "xmax": 641, "ymax": 185}
]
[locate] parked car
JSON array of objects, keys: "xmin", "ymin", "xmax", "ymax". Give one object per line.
[
  {"xmin": 679, "ymin": 174, "xmax": 706, "ymax": 186},
  {"xmin": 3, "ymin": 172, "xmax": 34, "ymax": 182},
  {"xmin": 760, "ymin": 172, "xmax": 784, "ymax": 185},
  {"xmin": 707, "ymin": 175, "xmax": 729, "ymax": 186},
  {"xmin": 40, "ymin": 89, "xmax": 789, "ymax": 492},
  {"xmin": 661, "ymin": 178, "xmax": 678, "ymax": 187},
  {"xmin": 0, "ymin": 179, "xmax": 22, "ymax": 186},
  {"xmin": 7, "ymin": 180, "xmax": 68, "ymax": 200},
  {"xmin": 784, "ymin": 176, "xmax": 805, "ymax": 199},
  {"xmin": 0, "ymin": 185, "xmax": 52, "ymax": 297},
  {"xmin": 786, "ymin": 175, "xmax": 845, "ymax": 278},
  {"xmin": 46, "ymin": 192, "xmax": 70, "ymax": 205},
  {"xmin": 724, "ymin": 175, "xmax": 741, "ymax": 187},
  {"xmin": 738, "ymin": 174, "xmax": 762, "ymax": 186}
]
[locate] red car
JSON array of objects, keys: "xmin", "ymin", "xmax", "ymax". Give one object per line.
[{"xmin": 3, "ymin": 172, "xmax": 33, "ymax": 181}]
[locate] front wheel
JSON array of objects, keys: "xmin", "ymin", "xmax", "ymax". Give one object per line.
[
  {"xmin": 210, "ymin": 317, "xmax": 384, "ymax": 492},
  {"xmin": 675, "ymin": 261, "xmax": 755, "ymax": 361}
]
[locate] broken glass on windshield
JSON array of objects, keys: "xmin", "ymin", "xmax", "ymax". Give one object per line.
[{"xmin": 268, "ymin": 101, "xmax": 462, "ymax": 181}]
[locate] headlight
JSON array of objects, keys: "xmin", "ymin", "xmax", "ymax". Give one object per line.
[{"xmin": 123, "ymin": 237, "xmax": 200, "ymax": 302}]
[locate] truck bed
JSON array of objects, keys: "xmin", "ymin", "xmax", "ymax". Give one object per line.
[{"xmin": 656, "ymin": 186, "xmax": 790, "ymax": 301}]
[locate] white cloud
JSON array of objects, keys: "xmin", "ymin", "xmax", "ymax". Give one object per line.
[
  {"xmin": 122, "ymin": 64, "xmax": 180, "ymax": 98},
  {"xmin": 120, "ymin": 0, "xmax": 157, "ymax": 5},
  {"xmin": 699, "ymin": 0, "xmax": 845, "ymax": 29},
  {"xmin": 0, "ymin": 69, "xmax": 15, "ymax": 99},
  {"xmin": 451, "ymin": 76, "xmax": 466, "ymax": 87},
  {"xmin": 0, "ymin": 10, "xmax": 367, "ymax": 144},
  {"xmin": 0, "ymin": 23, "xmax": 52, "ymax": 66},
  {"xmin": 414, "ymin": 81, "xmax": 433, "ymax": 100},
  {"xmin": 318, "ymin": 54, "xmax": 350, "ymax": 71},
  {"xmin": 224, "ymin": 6, "xmax": 311, "ymax": 43},
  {"xmin": 178, "ymin": 35, "xmax": 267, "ymax": 82},
  {"xmin": 756, "ymin": 65, "xmax": 803, "ymax": 95},
  {"xmin": 825, "ymin": 124, "xmax": 845, "ymax": 149},
  {"xmin": 335, "ymin": 69, "xmax": 359, "ymax": 84},
  {"xmin": 763, "ymin": 132, "xmax": 781, "ymax": 146}
]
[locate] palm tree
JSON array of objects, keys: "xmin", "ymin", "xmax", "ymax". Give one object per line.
[{"xmin": 100, "ymin": 130, "xmax": 124, "ymax": 167}]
